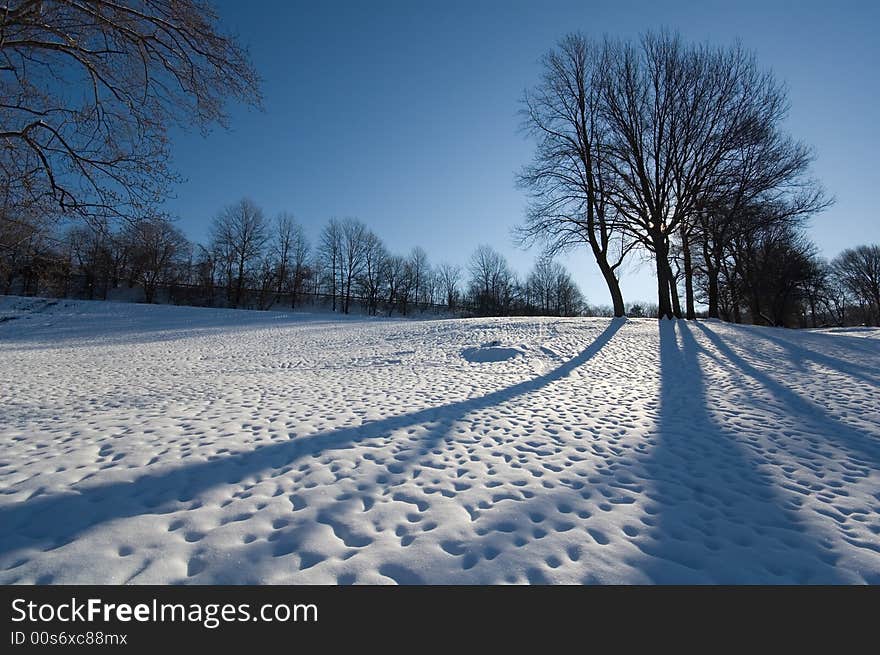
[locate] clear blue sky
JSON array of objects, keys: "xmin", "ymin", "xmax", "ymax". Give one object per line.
[{"xmin": 165, "ymin": 0, "xmax": 879, "ymax": 306}]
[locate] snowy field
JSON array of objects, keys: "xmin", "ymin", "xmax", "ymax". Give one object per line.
[{"xmin": 1, "ymin": 296, "xmax": 879, "ymax": 584}]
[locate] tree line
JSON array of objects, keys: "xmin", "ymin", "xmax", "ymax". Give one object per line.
[
  {"xmin": 518, "ymin": 31, "xmax": 878, "ymax": 327},
  {"xmin": 0, "ymin": 198, "xmax": 590, "ymax": 318}
]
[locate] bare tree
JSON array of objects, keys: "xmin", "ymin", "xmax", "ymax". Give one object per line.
[
  {"xmin": 409, "ymin": 246, "xmax": 429, "ymax": 307},
  {"xmin": 274, "ymin": 213, "xmax": 295, "ymax": 295},
  {"xmin": 65, "ymin": 222, "xmax": 116, "ymax": 299},
  {"xmin": 724, "ymin": 215, "xmax": 818, "ymax": 327},
  {"xmin": 210, "ymin": 198, "xmax": 268, "ymax": 308},
  {"xmin": 339, "ymin": 218, "xmax": 368, "ymax": 314},
  {"xmin": 385, "ymin": 254, "xmax": 414, "ymax": 316},
  {"xmin": 125, "ymin": 217, "xmax": 190, "ymax": 303},
  {"xmin": 319, "ymin": 219, "xmax": 342, "ymax": 311},
  {"xmin": 290, "ymin": 222, "xmax": 309, "ymax": 309},
  {"xmin": 468, "ymin": 245, "xmax": 513, "ymax": 315},
  {"xmin": 0, "ymin": 0, "xmax": 261, "ymax": 225},
  {"xmin": 437, "ymin": 262, "xmax": 462, "ymax": 311},
  {"xmin": 693, "ymin": 97, "xmax": 830, "ymax": 319},
  {"xmin": 255, "ymin": 251, "xmax": 277, "ymax": 310},
  {"xmin": 832, "ymin": 245, "xmax": 880, "ymax": 326},
  {"xmin": 518, "ymin": 33, "xmax": 632, "ymax": 317},
  {"xmin": 598, "ymin": 32, "xmax": 816, "ymax": 318},
  {"xmin": 359, "ymin": 230, "xmax": 387, "ymax": 316},
  {"xmin": 0, "ymin": 191, "xmax": 59, "ymax": 294},
  {"xmin": 525, "ymin": 255, "xmax": 586, "ymax": 316},
  {"xmin": 193, "ymin": 243, "xmax": 217, "ymax": 303}
]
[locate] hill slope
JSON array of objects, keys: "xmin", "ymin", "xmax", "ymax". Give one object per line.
[{"xmin": 1, "ymin": 297, "xmax": 878, "ymax": 583}]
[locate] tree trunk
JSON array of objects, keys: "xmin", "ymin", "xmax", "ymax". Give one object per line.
[
  {"xmin": 654, "ymin": 235, "xmax": 673, "ymax": 319},
  {"xmin": 235, "ymin": 256, "xmax": 245, "ymax": 309},
  {"xmin": 662, "ymin": 253, "xmax": 681, "ymax": 318},
  {"xmin": 596, "ymin": 258, "xmax": 626, "ymax": 317},
  {"xmin": 706, "ymin": 268, "xmax": 719, "ymax": 319},
  {"xmin": 669, "ymin": 266, "xmax": 682, "ymax": 318},
  {"xmin": 680, "ymin": 226, "xmax": 696, "ymax": 320}
]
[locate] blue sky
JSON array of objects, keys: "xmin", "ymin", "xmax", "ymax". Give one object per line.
[{"xmin": 165, "ymin": 0, "xmax": 879, "ymax": 306}]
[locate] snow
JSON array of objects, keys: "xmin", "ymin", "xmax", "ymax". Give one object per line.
[
  {"xmin": 1, "ymin": 296, "xmax": 879, "ymax": 584},
  {"xmin": 810, "ymin": 326, "xmax": 880, "ymax": 340}
]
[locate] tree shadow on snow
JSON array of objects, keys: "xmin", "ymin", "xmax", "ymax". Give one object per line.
[
  {"xmin": 632, "ymin": 321, "xmax": 852, "ymax": 583},
  {"xmin": 694, "ymin": 322, "xmax": 880, "ymax": 467},
  {"xmin": 0, "ymin": 321, "xmax": 625, "ymax": 562},
  {"xmin": 744, "ymin": 327, "xmax": 880, "ymax": 388}
]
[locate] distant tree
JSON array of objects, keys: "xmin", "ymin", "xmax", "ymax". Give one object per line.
[
  {"xmin": 385, "ymin": 254, "xmax": 414, "ymax": 316},
  {"xmin": 255, "ymin": 252, "xmax": 277, "ymax": 310},
  {"xmin": 831, "ymin": 245, "xmax": 880, "ymax": 326},
  {"xmin": 526, "ymin": 255, "xmax": 558, "ymax": 314},
  {"xmin": 290, "ymin": 224, "xmax": 310, "ymax": 309},
  {"xmin": 319, "ymin": 219, "xmax": 342, "ymax": 311},
  {"xmin": 65, "ymin": 223, "xmax": 117, "ymax": 300},
  {"xmin": 800, "ymin": 257, "xmax": 832, "ymax": 328},
  {"xmin": 437, "ymin": 263, "xmax": 462, "ymax": 311},
  {"xmin": 0, "ymin": 197, "xmax": 59, "ymax": 294},
  {"xmin": 193, "ymin": 244, "xmax": 218, "ymax": 303},
  {"xmin": 0, "ymin": 0, "xmax": 261, "ymax": 225},
  {"xmin": 468, "ymin": 245, "xmax": 513, "ymax": 315},
  {"xmin": 423, "ymin": 268, "xmax": 440, "ymax": 307},
  {"xmin": 409, "ymin": 247, "xmax": 429, "ymax": 307},
  {"xmin": 274, "ymin": 213, "xmax": 296, "ymax": 295},
  {"xmin": 125, "ymin": 218, "xmax": 190, "ymax": 303},
  {"xmin": 359, "ymin": 231, "xmax": 387, "ymax": 316},
  {"xmin": 339, "ymin": 218, "xmax": 369, "ymax": 314},
  {"xmin": 627, "ymin": 303, "xmax": 646, "ymax": 318},
  {"xmin": 210, "ymin": 198, "xmax": 269, "ymax": 308},
  {"xmin": 824, "ymin": 271, "xmax": 853, "ymax": 327},
  {"xmin": 550, "ymin": 265, "xmax": 586, "ymax": 316}
]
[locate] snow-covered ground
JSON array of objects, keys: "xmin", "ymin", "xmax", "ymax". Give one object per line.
[
  {"xmin": 810, "ymin": 326, "xmax": 880, "ymax": 340},
  {"xmin": 1, "ymin": 296, "xmax": 879, "ymax": 584}
]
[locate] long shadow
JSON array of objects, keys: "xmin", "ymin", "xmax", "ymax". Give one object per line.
[
  {"xmin": 746, "ymin": 328, "xmax": 880, "ymax": 388},
  {"xmin": 0, "ymin": 320, "xmax": 624, "ymax": 560},
  {"xmin": 631, "ymin": 321, "xmax": 848, "ymax": 583},
  {"xmin": 694, "ymin": 322, "xmax": 880, "ymax": 466}
]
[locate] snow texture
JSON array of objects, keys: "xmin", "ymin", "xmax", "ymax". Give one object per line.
[{"xmin": 1, "ymin": 296, "xmax": 879, "ymax": 584}]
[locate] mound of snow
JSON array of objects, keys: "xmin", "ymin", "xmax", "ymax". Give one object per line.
[{"xmin": 461, "ymin": 343, "xmax": 526, "ymax": 362}]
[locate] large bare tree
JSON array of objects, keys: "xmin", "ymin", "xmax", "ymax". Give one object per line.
[
  {"xmin": 598, "ymin": 32, "xmax": 819, "ymax": 318},
  {"xmin": 518, "ymin": 33, "xmax": 631, "ymax": 317}
]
